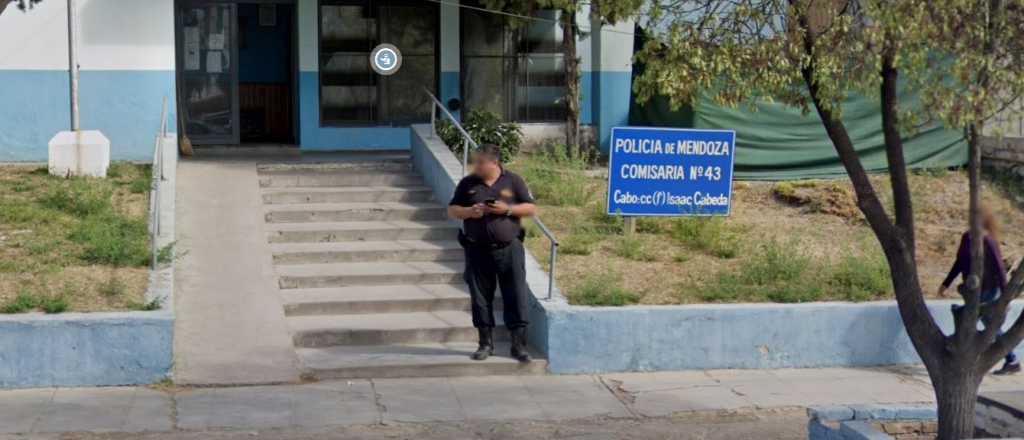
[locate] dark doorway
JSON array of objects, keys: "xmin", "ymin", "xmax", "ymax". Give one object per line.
[
  {"xmin": 238, "ymin": 3, "xmax": 295, "ymax": 144},
  {"xmin": 175, "ymin": 0, "xmax": 297, "ymax": 146}
]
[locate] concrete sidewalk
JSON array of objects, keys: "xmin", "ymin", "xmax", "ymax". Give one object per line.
[{"xmin": 3, "ymin": 367, "xmax": 1023, "ymax": 435}]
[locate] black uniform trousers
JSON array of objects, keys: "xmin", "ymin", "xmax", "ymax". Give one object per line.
[{"xmin": 462, "ymin": 239, "xmax": 530, "ymax": 330}]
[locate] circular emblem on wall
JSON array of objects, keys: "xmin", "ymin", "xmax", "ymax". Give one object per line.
[{"xmin": 370, "ymin": 44, "xmax": 402, "ymax": 76}]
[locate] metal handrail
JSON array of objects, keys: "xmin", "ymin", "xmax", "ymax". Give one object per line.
[
  {"xmin": 530, "ymin": 217, "xmax": 559, "ymax": 300},
  {"xmin": 424, "ymin": 89, "xmax": 479, "ymax": 176},
  {"xmin": 150, "ymin": 96, "xmax": 169, "ymax": 269},
  {"xmin": 424, "ymin": 90, "xmax": 560, "ymax": 300}
]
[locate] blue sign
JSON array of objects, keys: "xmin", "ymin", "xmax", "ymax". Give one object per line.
[{"xmin": 607, "ymin": 127, "xmax": 736, "ymax": 216}]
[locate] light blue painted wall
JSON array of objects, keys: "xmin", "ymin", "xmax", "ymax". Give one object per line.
[
  {"xmin": 540, "ymin": 301, "xmax": 1024, "ymax": 374},
  {"xmin": 580, "ymin": 71, "xmax": 594, "ymax": 125},
  {"xmin": 297, "ymin": 71, "xmax": 411, "ymax": 150},
  {"xmin": 593, "ymin": 71, "xmax": 632, "ymax": 153},
  {"xmin": 440, "ymin": 71, "xmax": 461, "ymax": 120},
  {"xmin": 0, "ymin": 313, "xmax": 173, "ymax": 389},
  {"xmin": 80, "ymin": 70, "xmax": 177, "ymax": 161},
  {"xmin": 0, "ymin": 70, "xmax": 70, "ymax": 162},
  {"xmin": 0, "ymin": 70, "xmax": 176, "ymax": 162}
]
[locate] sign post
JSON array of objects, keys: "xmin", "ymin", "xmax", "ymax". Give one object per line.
[{"xmin": 607, "ymin": 127, "xmax": 737, "ymax": 219}]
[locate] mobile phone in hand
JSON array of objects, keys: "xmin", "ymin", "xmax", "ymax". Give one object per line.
[{"xmin": 485, "ymin": 198, "xmax": 497, "ymax": 206}]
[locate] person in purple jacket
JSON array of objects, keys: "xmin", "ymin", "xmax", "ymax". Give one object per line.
[{"xmin": 938, "ymin": 207, "xmax": 1016, "ymax": 375}]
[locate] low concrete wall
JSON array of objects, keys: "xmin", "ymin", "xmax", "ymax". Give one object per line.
[
  {"xmin": 410, "ymin": 125, "xmax": 1024, "ymax": 374},
  {"xmin": 982, "ymin": 136, "xmax": 1024, "ymax": 180},
  {"xmin": 0, "ymin": 135, "xmax": 178, "ymax": 388},
  {"xmin": 518, "ymin": 123, "xmax": 598, "ymax": 153},
  {"xmin": 541, "ymin": 300, "xmax": 1024, "ymax": 373},
  {"xmin": 0, "ymin": 312, "xmax": 173, "ymax": 388},
  {"xmin": 808, "ymin": 404, "xmax": 937, "ymax": 440}
]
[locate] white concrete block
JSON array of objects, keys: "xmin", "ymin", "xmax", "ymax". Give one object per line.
[{"xmin": 48, "ymin": 130, "xmax": 110, "ymax": 178}]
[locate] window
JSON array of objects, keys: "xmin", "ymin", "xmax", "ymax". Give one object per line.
[
  {"xmin": 318, "ymin": 0, "xmax": 437, "ymax": 126},
  {"xmin": 461, "ymin": 4, "xmax": 566, "ymax": 123}
]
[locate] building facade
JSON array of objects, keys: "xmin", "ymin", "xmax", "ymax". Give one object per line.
[{"xmin": 0, "ymin": 0, "xmax": 634, "ymax": 161}]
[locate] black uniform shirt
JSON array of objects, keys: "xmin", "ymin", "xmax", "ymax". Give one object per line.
[{"xmin": 449, "ymin": 168, "xmax": 535, "ymax": 245}]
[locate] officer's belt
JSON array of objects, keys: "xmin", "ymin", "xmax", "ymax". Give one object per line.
[{"xmin": 458, "ymin": 229, "xmax": 512, "ymax": 250}]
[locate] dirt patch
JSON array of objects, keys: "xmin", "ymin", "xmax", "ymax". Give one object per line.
[{"xmin": 772, "ymin": 181, "xmax": 860, "ymax": 220}]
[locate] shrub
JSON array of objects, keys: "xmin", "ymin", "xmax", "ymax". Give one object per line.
[
  {"xmin": 129, "ymin": 178, "xmax": 150, "ymax": 194},
  {"xmin": 40, "ymin": 295, "xmax": 68, "ymax": 314},
  {"xmin": 0, "ymin": 290, "xmax": 67, "ymax": 314},
  {"xmin": 613, "ymin": 236, "xmax": 656, "ymax": 262},
  {"xmin": 99, "ymin": 274, "xmax": 127, "ymax": 298},
  {"xmin": 156, "ymin": 242, "xmax": 176, "ymax": 265},
  {"xmin": 38, "ymin": 179, "xmax": 112, "ymax": 217},
  {"xmin": 561, "ymin": 233, "xmax": 601, "ymax": 256},
  {"xmin": 70, "ymin": 213, "xmax": 150, "ymax": 267},
  {"xmin": 830, "ymin": 251, "xmax": 892, "ymax": 301},
  {"xmin": 669, "ymin": 217, "xmax": 740, "ymax": 259},
  {"xmin": 913, "ymin": 167, "xmax": 951, "ymax": 178},
  {"xmin": 571, "ymin": 272, "xmax": 641, "ymax": 306},
  {"xmin": 129, "ymin": 297, "xmax": 163, "ymax": 311},
  {"xmin": 515, "ymin": 144, "xmax": 593, "ymax": 207},
  {"xmin": 1, "ymin": 291, "xmax": 40, "ymax": 314},
  {"xmin": 636, "ymin": 217, "xmax": 670, "ymax": 234},
  {"xmin": 701, "ymin": 239, "xmax": 824, "ymax": 303},
  {"xmin": 741, "ymin": 239, "xmax": 810, "ymax": 285},
  {"xmin": 437, "ymin": 110, "xmax": 522, "ymax": 163}
]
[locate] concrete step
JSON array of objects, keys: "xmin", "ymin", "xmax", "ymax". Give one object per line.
[
  {"xmin": 258, "ymin": 160, "xmax": 412, "ymax": 174},
  {"xmin": 266, "ymin": 221, "xmax": 460, "ymax": 244},
  {"xmin": 261, "ymin": 186, "xmax": 434, "ymax": 204},
  {"xmin": 277, "ymin": 261, "xmax": 463, "ymax": 289},
  {"xmin": 281, "ymin": 284, "xmax": 496, "ymax": 316},
  {"xmin": 259, "ymin": 171, "xmax": 424, "ymax": 188},
  {"xmin": 272, "ymin": 240, "xmax": 463, "ymax": 265},
  {"xmin": 265, "ymin": 202, "xmax": 447, "ymax": 223},
  {"xmin": 297, "ymin": 342, "xmax": 547, "ymax": 379},
  {"xmin": 288, "ymin": 310, "xmax": 502, "ymax": 347}
]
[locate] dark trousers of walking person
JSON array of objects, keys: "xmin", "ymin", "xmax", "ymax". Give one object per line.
[
  {"xmin": 952, "ymin": 288, "xmax": 1019, "ymax": 373},
  {"xmin": 462, "ymin": 239, "xmax": 531, "ymax": 362}
]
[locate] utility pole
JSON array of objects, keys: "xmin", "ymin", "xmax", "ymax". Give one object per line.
[{"xmin": 67, "ymin": 0, "xmax": 79, "ymax": 131}]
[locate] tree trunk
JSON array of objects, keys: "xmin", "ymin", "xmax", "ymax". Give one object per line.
[
  {"xmin": 562, "ymin": 7, "xmax": 581, "ymax": 157},
  {"xmin": 935, "ymin": 370, "xmax": 981, "ymax": 440}
]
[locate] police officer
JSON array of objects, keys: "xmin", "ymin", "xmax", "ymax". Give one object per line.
[{"xmin": 447, "ymin": 144, "xmax": 537, "ymax": 363}]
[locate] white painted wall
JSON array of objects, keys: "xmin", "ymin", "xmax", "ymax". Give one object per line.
[
  {"xmin": 576, "ymin": 5, "xmax": 592, "ymax": 72},
  {"xmin": 298, "ymin": 0, "xmax": 318, "ymax": 72},
  {"xmin": 594, "ymin": 19, "xmax": 635, "ymax": 73},
  {"xmin": 77, "ymin": 0, "xmax": 175, "ymax": 70},
  {"xmin": 0, "ymin": 0, "xmax": 174, "ymax": 71},
  {"xmin": 440, "ymin": 0, "xmax": 459, "ymax": 72},
  {"xmin": 0, "ymin": 0, "xmax": 69, "ymax": 70}
]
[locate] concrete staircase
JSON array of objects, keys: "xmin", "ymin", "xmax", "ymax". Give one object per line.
[{"xmin": 258, "ymin": 156, "xmax": 547, "ymax": 379}]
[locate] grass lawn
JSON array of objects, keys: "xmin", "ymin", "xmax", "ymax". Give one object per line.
[
  {"xmin": 514, "ymin": 149, "xmax": 1024, "ymax": 306},
  {"xmin": 0, "ymin": 163, "xmax": 158, "ymax": 313}
]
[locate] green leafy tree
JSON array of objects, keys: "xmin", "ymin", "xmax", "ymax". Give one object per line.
[
  {"xmin": 478, "ymin": 0, "xmax": 643, "ymax": 157},
  {"xmin": 632, "ymin": 1, "xmax": 1024, "ymax": 438}
]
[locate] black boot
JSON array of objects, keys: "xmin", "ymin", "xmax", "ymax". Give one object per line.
[
  {"xmin": 471, "ymin": 328, "xmax": 494, "ymax": 361},
  {"xmin": 509, "ymin": 327, "xmax": 532, "ymax": 363},
  {"xmin": 994, "ymin": 361, "xmax": 1022, "ymax": 375}
]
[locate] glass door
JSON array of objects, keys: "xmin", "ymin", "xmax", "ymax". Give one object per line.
[
  {"xmin": 318, "ymin": 0, "xmax": 437, "ymax": 127},
  {"xmin": 177, "ymin": 2, "xmax": 240, "ymax": 145}
]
